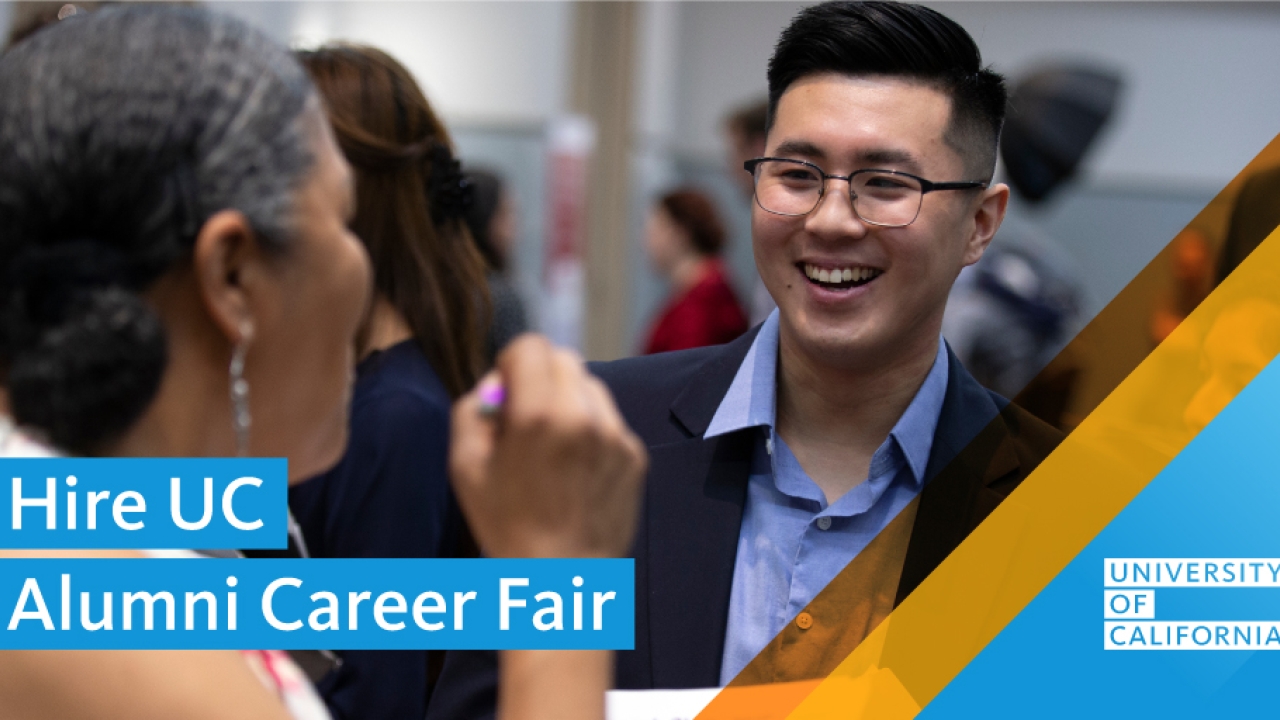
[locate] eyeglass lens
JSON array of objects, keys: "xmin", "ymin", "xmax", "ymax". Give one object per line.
[{"xmin": 753, "ymin": 160, "xmax": 922, "ymax": 227}]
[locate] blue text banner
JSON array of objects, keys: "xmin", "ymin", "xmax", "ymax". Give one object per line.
[
  {"xmin": 0, "ymin": 558, "xmax": 635, "ymax": 650},
  {"xmin": 0, "ymin": 459, "xmax": 288, "ymax": 549}
]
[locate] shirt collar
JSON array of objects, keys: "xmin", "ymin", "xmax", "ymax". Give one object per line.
[
  {"xmin": 704, "ymin": 310, "xmax": 779, "ymax": 439},
  {"xmin": 891, "ymin": 339, "xmax": 949, "ymax": 484},
  {"xmin": 704, "ymin": 308, "xmax": 949, "ymax": 486}
]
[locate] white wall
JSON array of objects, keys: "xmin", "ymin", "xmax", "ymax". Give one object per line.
[
  {"xmin": 2, "ymin": 1, "xmax": 573, "ymax": 125},
  {"xmin": 941, "ymin": 2, "xmax": 1280, "ymax": 190},
  {"xmin": 672, "ymin": 2, "xmax": 804, "ymax": 159},
  {"xmin": 210, "ymin": 1, "xmax": 574, "ymax": 126}
]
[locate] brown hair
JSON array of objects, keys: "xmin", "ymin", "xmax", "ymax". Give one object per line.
[
  {"xmin": 724, "ymin": 98, "xmax": 769, "ymax": 141},
  {"xmin": 298, "ymin": 44, "xmax": 488, "ymax": 398},
  {"xmin": 660, "ymin": 189, "xmax": 726, "ymax": 257}
]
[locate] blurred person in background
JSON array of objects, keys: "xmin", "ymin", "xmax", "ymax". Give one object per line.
[
  {"xmin": 723, "ymin": 99, "xmax": 769, "ymax": 204},
  {"xmin": 0, "ymin": 9, "xmax": 646, "ymax": 720},
  {"xmin": 1110, "ymin": 225, "xmax": 1216, "ymax": 443},
  {"xmin": 723, "ymin": 98, "xmax": 778, "ymax": 326},
  {"xmin": 943, "ymin": 63, "xmax": 1121, "ymax": 430},
  {"xmin": 642, "ymin": 188, "xmax": 748, "ymax": 354},
  {"xmin": 292, "ymin": 44, "xmax": 490, "ymax": 720},
  {"xmin": 464, "ymin": 168, "xmax": 529, "ymax": 365},
  {"xmin": 1150, "ymin": 226, "xmax": 1213, "ymax": 345}
]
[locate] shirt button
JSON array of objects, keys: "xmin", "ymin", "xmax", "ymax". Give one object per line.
[
  {"xmin": 816, "ymin": 516, "xmax": 832, "ymax": 531},
  {"xmin": 796, "ymin": 612, "xmax": 814, "ymax": 630}
]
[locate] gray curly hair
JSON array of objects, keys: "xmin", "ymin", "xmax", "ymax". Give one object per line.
[{"xmin": 0, "ymin": 5, "xmax": 317, "ymax": 453}]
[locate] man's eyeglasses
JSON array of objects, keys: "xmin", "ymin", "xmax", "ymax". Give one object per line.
[{"xmin": 744, "ymin": 157, "xmax": 987, "ymax": 228}]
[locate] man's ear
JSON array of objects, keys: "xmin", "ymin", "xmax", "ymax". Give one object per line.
[
  {"xmin": 962, "ymin": 182, "xmax": 1010, "ymax": 267},
  {"xmin": 191, "ymin": 209, "xmax": 264, "ymax": 346}
]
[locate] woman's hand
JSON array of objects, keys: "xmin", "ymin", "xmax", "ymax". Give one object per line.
[{"xmin": 450, "ymin": 334, "xmax": 647, "ymax": 559}]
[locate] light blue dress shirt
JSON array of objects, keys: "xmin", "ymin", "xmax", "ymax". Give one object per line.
[{"xmin": 710, "ymin": 310, "xmax": 950, "ymax": 685}]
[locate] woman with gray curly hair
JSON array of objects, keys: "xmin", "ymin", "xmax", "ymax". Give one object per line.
[
  {"xmin": 0, "ymin": 5, "xmax": 370, "ymax": 718},
  {"xmin": 0, "ymin": 5, "xmax": 644, "ymax": 720}
]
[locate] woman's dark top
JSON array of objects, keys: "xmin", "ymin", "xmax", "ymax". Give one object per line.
[
  {"xmin": 290, "ymin": 339, "xmax": 457, "ymax": 720},
  {"xmin": 485, "ymin": 270, "xmax": 529, "ymax": 365}
]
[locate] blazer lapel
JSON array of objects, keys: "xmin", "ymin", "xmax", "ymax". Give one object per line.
[
  {"xmin": 638, "ymin": 330, "xmax": 760, "ymax": 688},
  {"xmin": 643, "ymin": 432, "xmax": 752, "ymax": 688},
  {"xmin": 897, "ymin": 349, "xmax": 1020, "ymax": 603}
]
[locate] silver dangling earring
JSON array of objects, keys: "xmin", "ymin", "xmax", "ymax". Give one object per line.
[{"xmin": 229, "ymin": 320, "xmax": 254, "ymax": 457}]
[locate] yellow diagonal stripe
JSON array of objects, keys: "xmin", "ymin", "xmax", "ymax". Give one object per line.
[{"xmin": 784, "ymin": 221, "xmax": 1280, "ymax": 719}]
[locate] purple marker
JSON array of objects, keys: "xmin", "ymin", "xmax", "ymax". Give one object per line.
[{"xmin": 478, "ymin": 382, "xmax": 506, "ymax": 417}]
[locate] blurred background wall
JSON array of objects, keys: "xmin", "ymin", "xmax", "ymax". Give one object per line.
[{"xmin": 5, "ymin": 2, "xmax": 1280, "ymax": 411}]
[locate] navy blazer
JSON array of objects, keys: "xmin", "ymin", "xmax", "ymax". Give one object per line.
[{"xmin": 426, "ymin": 328, "xmax": 1062, "ymax": 718}]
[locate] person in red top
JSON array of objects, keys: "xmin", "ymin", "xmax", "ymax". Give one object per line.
[{"xmin": 643, "ymin": 188, "xmax": 750, "ymax": 354}]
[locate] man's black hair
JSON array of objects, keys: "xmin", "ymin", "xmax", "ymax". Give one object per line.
[{"xmin": 767, "ymin": 1, "xmax": 1006, "ymax": 180}]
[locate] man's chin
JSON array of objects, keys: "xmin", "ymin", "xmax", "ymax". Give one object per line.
[{"xmin": 784, "ymin": 316, "xmax": 885, "ymax": 368}]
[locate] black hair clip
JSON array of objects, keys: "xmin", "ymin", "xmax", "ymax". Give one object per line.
[{"xmin": 427, "ymin": 142, "xmax": 472, "ymax": 224}]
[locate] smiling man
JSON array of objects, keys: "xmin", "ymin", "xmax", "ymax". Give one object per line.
[{"xmin": 428, "ymin": 2, "xmax": 1063, "ymax": 714}]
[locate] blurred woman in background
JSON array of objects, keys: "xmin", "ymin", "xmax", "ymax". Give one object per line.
[
  {"xmin": 292, "ymin": 44, "xmax": 490, "ymax": 720},
  {"xmin": 464, "ymin": 168, "xmax": 529, "ymax": 365},
  {"xmin": 642, "ymin": 188, "xmax": 748, "ymax": 354}
]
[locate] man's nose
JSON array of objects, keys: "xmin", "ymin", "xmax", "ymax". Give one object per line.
[{"xmin": 804, "ymin": 179, "xmax": 869, "ymax": 241}]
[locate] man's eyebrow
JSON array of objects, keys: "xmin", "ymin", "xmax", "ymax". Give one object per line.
[
  {"xmin": 858, "ymin": 148, "xmax": 921, "ymax": 172},
  {"xmin": 771, "ymin": 141, "xmax": 924, "ymax": 173},
  {"xmin": 771, "ymin": 139, "xmax": 825, "ymax": 160}
]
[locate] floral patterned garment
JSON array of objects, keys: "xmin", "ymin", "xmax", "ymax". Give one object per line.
[{"xmin": 0, "ymin": 415, "xmax": 332, "ymax": 720}]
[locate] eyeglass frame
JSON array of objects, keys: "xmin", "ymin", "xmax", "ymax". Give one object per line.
[{"xmin": 743, "ymin": 157, "xmax": 988, "ymax": 228}]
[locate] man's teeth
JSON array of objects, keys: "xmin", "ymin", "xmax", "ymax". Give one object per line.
[{"xmin": 802, "ymin": 264, "xmax": 881, "ymax": 284}]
